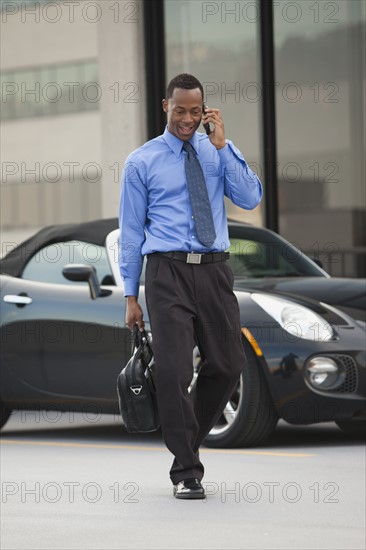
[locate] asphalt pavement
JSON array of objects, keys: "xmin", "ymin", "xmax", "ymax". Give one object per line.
[{"xmin": 1, "ymin": 412, "xmax": 365, "ymax": 550}]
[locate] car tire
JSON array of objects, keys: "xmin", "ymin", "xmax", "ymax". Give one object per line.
[
  {"xmin": 335, "ymin": 420, "xmax": 366, "ymax": 438},
  {"xmin": 0, "ymin": 400, "xmax": 11, "ymax": 430},
  {"xmin": 203, "ymin": 339, "xmax": 278, "ymax": 448}
]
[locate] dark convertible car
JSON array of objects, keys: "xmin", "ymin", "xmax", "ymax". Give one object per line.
[{"xmin": 1, "ymin": 218, "xmax": 365, "ymax": 446}]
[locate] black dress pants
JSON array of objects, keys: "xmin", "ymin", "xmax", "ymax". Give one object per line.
[{"xmin": 145, "ymin": 254, "xmax": 246, "ymax": 485}]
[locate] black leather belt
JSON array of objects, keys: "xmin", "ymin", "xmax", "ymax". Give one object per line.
[{"xmin": 150, "ymin": 251, "xmax": 230, "ymax": 264}]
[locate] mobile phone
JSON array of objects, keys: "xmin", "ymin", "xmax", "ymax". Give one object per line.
[{"xmin": 202, "ymin": 102, "xmax": 211, "ymax": 135}]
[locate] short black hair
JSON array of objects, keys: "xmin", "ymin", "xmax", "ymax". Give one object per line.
[{"xmin": 166, "ymin": 73, "xmax": 204, "ymax": 100}]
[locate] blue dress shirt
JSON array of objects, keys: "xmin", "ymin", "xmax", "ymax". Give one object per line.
[{"xmin": 119, "ymin": 127, "xmax": 263, "ymax": 297}]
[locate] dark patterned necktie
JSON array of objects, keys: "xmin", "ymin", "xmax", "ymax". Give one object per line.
[{"xmin": 183, "ymin": 141, "xmax": 216, "ymax": 247}]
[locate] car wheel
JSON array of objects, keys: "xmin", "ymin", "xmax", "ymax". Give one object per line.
[
  {"xmin": 203, "ymin": 339, "xmax": 278, "ymax": 448},
  {"xmin": 335, "ymin": 420, "xmax": 366, "ymax": 438},
  {"xmin": 0, "ymin": 400, "xmax": 11, "ymax": 430}
]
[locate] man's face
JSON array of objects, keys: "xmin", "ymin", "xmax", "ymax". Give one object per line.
[{"xmin": 162, "ymin": 87, "xmax": 203, "ymax": 141}]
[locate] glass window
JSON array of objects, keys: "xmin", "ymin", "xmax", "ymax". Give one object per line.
[
  {"xmin": 22, "ymin": 241, "xmax": 115, "ymax": 286},
  {"xmin": 38, "ymin": 66, "xmax": 51, "ymax": 117},
  {"xmin": 164, "ymin": 0, "xmax": 263, "ymax": 226},
  {"xmin": 56, "ymin": 63, "xmax": 80, "ymax": 115},
  {"xmin": 140, "ymin": 227, "xmax": 328, "ymax": 281},
  {"xmin": 274, "ymin": 0, "xmax": 366, "ymax": 277},
  {"xmin": 18, "ymin": 69, "xmax": 39, "ymax": 118},
  {"xmin": 1, "ymin": 60, "xmax": 99, "ymax": 120},
  {"xmin": 83, "ymin": 60, "xmax": 101, "ymax": 112},
  {"xmin": 227, "ymin": 226, "xmax": 326, "ymax": 279},
  {"xmin": 0, "ymin": 70, "xmax": 16, "ymax": 120}
]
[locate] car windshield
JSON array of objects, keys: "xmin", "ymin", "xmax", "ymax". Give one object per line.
[
  {"xmin": 138, "ymin": 226, "xmax": 326, "ymax": 284},
  {"xmin": 227, "ymin": 226, "xmax": 326, "ymax": 279}
]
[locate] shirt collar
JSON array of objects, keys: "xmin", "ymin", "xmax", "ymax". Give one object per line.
[{"xmin": 163, "ymin": 126, "xmax": 200, "ymax": 158}]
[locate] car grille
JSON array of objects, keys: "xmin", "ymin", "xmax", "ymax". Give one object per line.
[{"xmin": 329, "ymin": 355, "xmax": 358, "ymax": 393}]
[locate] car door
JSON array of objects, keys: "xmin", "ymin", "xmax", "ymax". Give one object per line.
[{"xmin": 1, "ymin": 240, "xmax": 132, "ymax": 403}]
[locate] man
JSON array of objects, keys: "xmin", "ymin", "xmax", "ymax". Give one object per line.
[{"xmin": 119, "ymin": 73, "xmax": 262, "ymax": 499}]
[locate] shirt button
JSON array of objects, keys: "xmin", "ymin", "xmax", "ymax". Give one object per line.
[
  {"xmin": 191, "ymin": 216, "xmax": 194, "ymax": 219},
  {"xmin": 191, "ymin": 236, "xmax": 195, "ymax": 239}
]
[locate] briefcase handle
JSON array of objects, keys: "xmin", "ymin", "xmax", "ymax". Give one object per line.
[
  {"xmin": 133, "ymin": 324, "xmax": 144, "ymax": 346},
  {"xmin": 132, "ymin": 324, "xmax": 152, "ymax": 353}
]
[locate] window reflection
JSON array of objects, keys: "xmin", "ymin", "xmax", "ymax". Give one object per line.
[
  {"xmin": 22, "ymin": 241, "xmax": 113, "ymax": 286},
  {"xmin": 164, "ymin": 0, "xmax": 263, "ymax": 227},
  {"xmin": 274, "ymin": 0, "xmax": 366, "ymax": 277}
]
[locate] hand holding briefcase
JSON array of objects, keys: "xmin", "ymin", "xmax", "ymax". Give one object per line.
[{"xmin": 117, "ymin": 326, "xmax": 160, "ymax": 433}]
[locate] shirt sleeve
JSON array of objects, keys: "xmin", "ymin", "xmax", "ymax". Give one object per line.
[
  {"xmin": 218, "ymin": 140, "xmax": 263, "ymax": 209},
  {"xmin": 118, "ymin": 155, "xmax": 148, "ymax": 297}
]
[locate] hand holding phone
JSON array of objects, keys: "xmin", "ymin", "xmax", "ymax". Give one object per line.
[{"xmin": 202, "ymin": 102, "xmax": 211, "ymax": 135}]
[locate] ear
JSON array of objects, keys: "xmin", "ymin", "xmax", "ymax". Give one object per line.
[{"xmin": 162, "ymin": 99, "xmax": 168, "ymax": 113}]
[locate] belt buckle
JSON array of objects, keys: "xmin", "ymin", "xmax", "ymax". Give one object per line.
[{"xmin": 186, "ymin": 253, "xmax": 202, "ymax": 264}]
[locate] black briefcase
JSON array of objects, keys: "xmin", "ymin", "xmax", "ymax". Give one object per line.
[{"xmin": 117, "ymin": 326, "xmax": 160, "ymax": 433}]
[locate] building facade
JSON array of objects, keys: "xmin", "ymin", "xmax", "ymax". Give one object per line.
[{"xmin": 1, "ymin": 0, "xmax": 365, "ymax": 276}]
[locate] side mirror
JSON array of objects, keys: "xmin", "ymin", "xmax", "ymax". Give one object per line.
[{"xmin": 62, "ymin": 264, "xmax": 111, "ymax": 299}]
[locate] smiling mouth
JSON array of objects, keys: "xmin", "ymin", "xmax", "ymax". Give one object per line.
[{"xmin": 179, "ymin": 126, "xmax": 194, "ymax": 134}]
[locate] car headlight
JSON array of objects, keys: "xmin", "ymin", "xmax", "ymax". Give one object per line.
[{"xmin": 251, "ymin": 293, "xmax": 334, "ymax": 342}]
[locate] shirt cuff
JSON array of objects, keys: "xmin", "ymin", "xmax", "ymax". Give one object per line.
[
  {"xmin": 217, "ymin": 140, "xmax": 247, "ymax": 165},
  {"xmin": 123, "ymin": 279, "xmax": 140, "ymax": 298},
  {"xmin": 217, "ymin": 142, "xmax": 233, "ymax": 163}
]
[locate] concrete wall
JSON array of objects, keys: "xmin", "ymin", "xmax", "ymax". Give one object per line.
[
  {"xmin": 97, "ymin": 0, "xmax": 147, "ymax": 219},
  {"xmin": 1, "ymin": 0, "xmax": 98, "ymax": 69}
]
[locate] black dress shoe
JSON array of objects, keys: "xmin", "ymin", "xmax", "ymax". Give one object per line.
[{"xmin": 173, "ymin": 478, "xmax": 205, "ymax": 499}]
